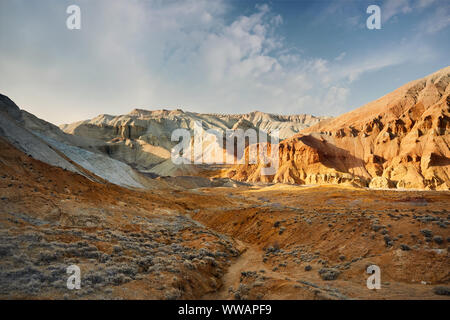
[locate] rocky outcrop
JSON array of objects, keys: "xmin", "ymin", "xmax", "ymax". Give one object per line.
[
  {"xmin": 60, "ymin": 109, "xmax": 329, "ymax": 175},
  {"xmin": 369, "ymin": 176, "xmax": 395, "ymax": 189},
  {"xmin": 225, "ymin": 66, "xmax": 450, "ymax": 190}
]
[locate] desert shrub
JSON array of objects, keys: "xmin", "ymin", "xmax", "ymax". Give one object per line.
[
  {"xmin": 383, "ymin": 235, "xmax": 393, "ymax": 247},
  {"xmin": 318, "ymin": 268, "xmax": 341, "ymax": 281},
  {"xmin": 86, "ymin": 272, "xmax": 105, "ymax": 285},
  {"xmin": 203, "ymin": 256, "xmax": 217, "ymax": 267},
  {"xmin": 99, "ymin": 253, "xmax": 110, "ymax": 263},
  {"xmin": 0, "ymin": 245, "xmax": 13, "ymax": 257},
  {"xmin": 198, "ymin": 248, "xmax": 215, "ymax": 258},
  {"xmin": 420, "ymin": 229, "xmax": 433, "ymax": 238},
  {"xmin": 400, "ymin": 244, "xmax": 411, "ymax": 251},
  {"xmin": 37, "ymin": 251, "xmax": 58, "ymax": 265},
  {"xmin": 234, "ymin": 284, "xmax": 249, "ymax": 300},
  {"xmin": 84, "ymin": 251, "xmax": 100, "ymax": 259},
  {"xmin": 164, "ymin": 288, "xmax": 182, "ymax": 300},
  {"xmin": 183, "ymin": 260, "xmax": 194, "ymax": 270},
  {"xmin": 117, "ymin": 264, "xmax": 138, "ymax": 277},
  {"xmin": 433, "ymin": 236, "xmax": 443, "ymax": 244},
  {"xmin": 433, "ymin": 286, "xmax": 450, "ymax": 296},
  {"xmin": 137, "ymin": 256, "xmax": 153, "ymax": 269}
]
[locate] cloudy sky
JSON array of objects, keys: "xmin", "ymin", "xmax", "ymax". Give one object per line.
[{"xmin": 0, "ymin": 0, "xmax": 449, "ymax": 124}]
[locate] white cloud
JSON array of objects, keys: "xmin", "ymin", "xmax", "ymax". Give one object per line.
[
  {"xmin": 419, "ymin": 5, "xmax": 450, "ymax": 34},
  {"xmin": 324, "ymin": 86, "xmax": 350, "ymax": 112},
  {"xmin": 334, "ymin": 52, "xmax": 346, "ymax": 61},
  {"xmin": 382, "ymin": 0, "xmax": 413, "ymax": 23},
  {"xmin": 0, "ymin": 0, "xmax": 445, "ymax": 124},
  {"xmin": 417, "ymin": 0, "xmax": 436, "ymax": 8},
  {"xmin": 382, "ymin": 0, "xmax": 442, "ymax": 23},
  {"xmin": 197, "ymin": 5, "xmax": 282, "ymax": 82}
]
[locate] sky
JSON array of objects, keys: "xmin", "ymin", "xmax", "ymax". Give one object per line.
[{"xmin": 0, "ymin": 0, "xmax": 449, "ymax": 124}]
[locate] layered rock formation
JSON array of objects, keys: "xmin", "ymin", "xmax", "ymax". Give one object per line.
[
  {"xmin": 60, "ymin": 109, "xmax": 329, "ymax": 175},
  {"xmin": 226, "ymin": 66, "xmax": 450, "ymax": 190}
]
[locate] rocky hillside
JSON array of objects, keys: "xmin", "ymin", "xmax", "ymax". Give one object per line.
[
  {"xmin": 0, "ymin": 136, "xmax": 240, "ymax": 299},
  {"xmin": 2, "ymin": 135, "xmax": 448, "ymax": 299},
  {"xmin": 0, "ymin": 94, "xmax": 155, "ymax": 189},
  {"xmin": 226, "ymin": 66, "xmax": 450, "ymax": 190},
  {"xmin": 60, "ymin": 109, "xmax": 329, "ymax": 175}
]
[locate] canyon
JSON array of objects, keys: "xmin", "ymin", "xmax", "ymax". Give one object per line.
[{"xmin": 0, "ymin": 67, "xmax": 449, "ymax": 300}]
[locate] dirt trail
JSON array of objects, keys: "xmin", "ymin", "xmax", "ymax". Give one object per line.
[{"xmin": 202, "ymin": 241, "xmax": 283, "ymax": 300}]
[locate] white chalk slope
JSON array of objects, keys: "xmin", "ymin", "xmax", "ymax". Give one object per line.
[{"xmin": 0, "ymin": 94, "xmax": 148, "ymax": 189}]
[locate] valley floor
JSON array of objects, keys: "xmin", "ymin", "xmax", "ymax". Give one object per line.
[
  {"xmin": 194, "ymin": 184, "xmax": 450, "ymax": 299},
  {"xmin": 0, "ymin": 138, "xmax": 449, "ymax": 299}
]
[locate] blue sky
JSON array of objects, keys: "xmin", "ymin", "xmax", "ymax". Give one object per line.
[{"xmin": 0, "ymin": 0, "xmax": 449, "ymax": 124}]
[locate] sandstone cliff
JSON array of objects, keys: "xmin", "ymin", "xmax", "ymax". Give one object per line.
[{"xmin": 226, "ymin": 66, "xmax": 450, "ymax": 190}]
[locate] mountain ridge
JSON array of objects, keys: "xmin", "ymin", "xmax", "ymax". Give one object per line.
[
  {"xmin": 59, "ymin": 107, "xmax": 329, "ymax": 175},
  {"xmin": 225, "ymin": 66, "xmax": 450, "ymax": 190}
]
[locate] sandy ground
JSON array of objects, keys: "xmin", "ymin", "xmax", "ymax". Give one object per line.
[{"xmin": 191, "ymin": 184, "xmax": 450, "ymax": 299}]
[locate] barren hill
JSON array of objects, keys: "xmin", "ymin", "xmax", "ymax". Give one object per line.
[
  {"xmin": 60, "ymin": 109, "xmax": 329, "ymax": 176},
  {"xmin": 0, "ymin": 94, "xmax": 157, "ymax": 189},
  {"xmin": 226, "ymin": 66, "xmax": 450, "ymax": 190}
]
